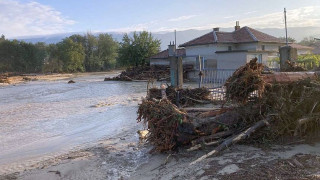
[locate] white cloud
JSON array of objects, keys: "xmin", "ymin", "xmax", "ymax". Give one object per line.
[
  {"xmin": 107, "ymin": 6, "xmax": 320, "ymax": 33},
  {"xmin": 172, "ymin": 6, "xmax": 320, "ymax": 31},
  {"xmin": 216, "ymin": 6, "xmax": 320, "ymax": 29},
  {"xmin": 168, "ymin": 15, "xmax": 198, "ymax": 22},
  {"xmin": 107, "ymin": 21, "xmax": 159, "ymax": 33},
  {"xmin": 0, "ymin": 0, "xmax": 75, "ymax": 38},
  {"xmin": 244, "ymin": 11, "xmax": 257, "ymax": 15},
  {"xmin": 223, "ymin": 16, "xmax": 234, "ymax": 19}
]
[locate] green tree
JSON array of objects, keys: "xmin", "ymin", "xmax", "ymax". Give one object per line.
[
  {"xmin": 299, "ymin": 36, "xmax": 320, "ymax": 47},
  {"xmin": 278, "ymin": 36, "xmax": 296, "ymax": 43},
  {"xmin": 97, "ymin": 33, "xmax": 119, "ymax": 69},
  {"xmin": 118, "ymin": 31, "xmax": 160, "ymax": 67},
  {"xmin": 84, "ymin": 32, "xmax": 98, "ymax": 71},
  {"xmin": 296, "ymin": 54, "xmax": 320, "ymax": 70},
  {"xmin": 57, "ymin": 38, "xmax": 85, "ymax": 72},
  {"xmin": 0, "ymin": 34, "xmax": 5, "ymax": 42},
  {"xmin": 43, "ymin": 43, "xmax": 63, "ymax": 73}
]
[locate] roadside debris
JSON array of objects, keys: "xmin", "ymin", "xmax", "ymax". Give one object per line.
[
  {"xmin": 104, "ymin": 65, "xmax": 194, "ymax": 81},
  {"xmin": 68, "ymin": 80, "xmax": 75, "ymax": 84},
  {"xmin": 0, "ymin": 74, "xmax": 9, "ymax": 83},
  {"xmin": 148, "ymin": 86, "xmax": 211, "ymax": 107},
  {"xmin": 283, "ymin": 60, "xmax": 306, "ymax": 72},
  {"xmin": 104, "ymin": 65, "xmax": 169, "ymax": 81},
  {"xmin": 137, "ymin": 58, "xmax": 320, "ymax": 165}
]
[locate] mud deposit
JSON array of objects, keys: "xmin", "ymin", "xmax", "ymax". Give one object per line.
[{"xmin": 0, "ymin": 72, "xmax": 147, "ymax": 175}]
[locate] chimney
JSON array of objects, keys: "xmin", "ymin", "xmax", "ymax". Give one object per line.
[
  {"xmin": 235, "ymin": 21, "xmax": 240, "ymax": 31},
  {"xmin": 168, "ymin": 41, "xmax": 176, "ymax": 57},
  {"xmin": 213, "ymin": 27, "xmax": 219, "ymax": 32}
]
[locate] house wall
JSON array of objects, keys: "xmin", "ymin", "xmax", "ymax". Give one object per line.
[
  {"xmin": 236, "ymin": 43, "xmax": 258, "ymax": 51},
  {"xmin": 258, "ymin": 43, "xmax": 280, "ymax": 51},
  {"xmin": 216, "ymin": 52, "xmax": 247, "ymax": 69},
  {"xmin": 185, "ymin": 44, "xmax": 217, "ymax": 58},
  {"xmin": 184, "ymin": 42, "xmax": 283, "ymax": 71}
]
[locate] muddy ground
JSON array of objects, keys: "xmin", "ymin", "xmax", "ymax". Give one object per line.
[
  {"xmin": 0, "ymin": 71, "xmax": 124, "ymax": 86},
  {"xmin": 1, "ymin": 72, "xmax": 320, "ymax": 180},
  {"xmin": 1, "ymin": 132, "xmax": 320, "ymax": 180}
]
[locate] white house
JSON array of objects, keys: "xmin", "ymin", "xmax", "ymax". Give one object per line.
[
  {"xmin": 179, "ymin": 22, "xmax": 284, "ymax": 70},
  {"xmin": 149, "ymin": 22, "xmax": 315, "ymax": 81}
]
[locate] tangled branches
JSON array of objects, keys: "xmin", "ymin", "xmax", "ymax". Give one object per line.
[
  {"xmin": 148, "ymin": 86, "xmax": 211, "ymax": 107},
  {"xmin": 137, "ymin": 99, "xmax": 187, "ymax": 152},
  {"xmin": 225, "ymin": 58, "xmax": 265, "ymax": 104}
]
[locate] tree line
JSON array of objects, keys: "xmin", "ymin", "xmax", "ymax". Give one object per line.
[{"xmin": 0, "ymin": 31, "xmax": 160, "ymax": 73}]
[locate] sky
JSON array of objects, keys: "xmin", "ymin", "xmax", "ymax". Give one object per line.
[{"xmin": 1, "ymin": 0, "xmax": 320, "ymax": 38}]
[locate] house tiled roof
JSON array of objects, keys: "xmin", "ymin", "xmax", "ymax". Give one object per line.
[
  {"xmin": 179, "ymin": 26, "xmax": 282, "ymax": 47},
  {"xmin": 149, "ymin": 48, "xmax": 186, "ymax": 59}
]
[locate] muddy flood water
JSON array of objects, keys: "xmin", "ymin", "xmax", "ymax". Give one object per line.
[{"xmin": 0, "ymin": 73, "xmax": 148, "ymax": 173}]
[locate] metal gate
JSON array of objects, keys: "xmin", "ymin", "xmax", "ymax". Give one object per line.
[{"xmin": 199, "ymin": 68, "xmax": 236, "ymax": 100}]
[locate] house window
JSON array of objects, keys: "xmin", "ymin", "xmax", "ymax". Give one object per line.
[
  {"xmin": 262, "ymin": 45, "xmax": 265, "ymax": 51},
  {"xmin": 205, "ymin": 59, "xmax": 217, "ymax": 68},
  {"xmin": 228, "ymin": 46, "xmax": 232, "ymax": 51}
]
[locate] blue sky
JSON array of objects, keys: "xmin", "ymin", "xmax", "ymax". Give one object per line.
[{"xmin": 1, "ymin": 0, "xmax": 320, "ymax": 38}]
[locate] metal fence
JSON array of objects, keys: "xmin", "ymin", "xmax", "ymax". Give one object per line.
[
  {"xmin": 199, "ymin": 69, "xmax": 235, "ymax": 101},
  {"xmin": 199, "ymin": 68, "xmax": 280, "ymax": 101},
  {"xmin": 200, "ymin": 68, "xmax": 236, "ymax": 88}
]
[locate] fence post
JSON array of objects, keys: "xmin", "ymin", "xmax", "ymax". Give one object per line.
[{"xmin": 198, "ymin": 55, "xmax": 203, "ymax": 88}]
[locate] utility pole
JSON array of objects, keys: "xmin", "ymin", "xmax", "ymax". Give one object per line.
[
  {"xmin": 284, "ymin": 8, "xmax": 288, "ymax": 46},
  {"xmin": 174, "ymin": 30, "xmax": 177, "ymax": 50}
]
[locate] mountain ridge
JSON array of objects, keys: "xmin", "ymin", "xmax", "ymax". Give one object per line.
[{"xmin": 11, "ymin": 26, "xmax": 320, "ymax": 50}]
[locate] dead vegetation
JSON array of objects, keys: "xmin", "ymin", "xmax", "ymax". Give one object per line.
[
  {"xmin": 104, "ymin": 65, "xmax": 170, "ymax": 81},
  {"xmin": 225, "ymin": 57, "xmax": 265, "ymax": 103},
  {"xmin": 137, "ymin": 58, "xmax": 320, "ymax": 164},
  {"xmin": 148, "ymin": 86, "xmax": 211, "ymax": 107},
  {"xmin": 137, "ymin": 99, "xmax": 189, "ymax": 152},
  {"xmin": 283, "ymin": 60, "xmax": 307, "ymax": 72},
  {"xmin": 104, "ymin": 65, "xmax": 194, "ymax": 81},
  {"xmin": 0, "ymin": 75, "xmax": 9, "ymax": 83}
]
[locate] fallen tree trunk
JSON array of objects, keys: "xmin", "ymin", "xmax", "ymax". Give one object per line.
[
  {"xmin": 263, "ymin": 72, "xmax": 316, "ymax": 83},
  {"xmin": 192, "ymin": 111, "xmax": 240, "ymax": 128},
  {"xmin": 191, "ymin": 130, "xmax": 234, "ymax": 146},
  {"xmin": 187, "ymin": 139, "xmax": 223, "ymax": 152},
  {"xmin": 184, "ymin": 108, "xmax": 216, "ymax": 112},
  {"xmin": 190, "ymin": 118, "xmax": 270, "ymax": 165}
]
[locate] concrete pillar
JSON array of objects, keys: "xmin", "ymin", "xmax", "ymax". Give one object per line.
[
  {"xmin": 169, "ymin": 42, "xmax": 183, "ymax": 88},
  {"xmin": 279, "ymin": 46, "xmax": 297, "ymax": 71}
]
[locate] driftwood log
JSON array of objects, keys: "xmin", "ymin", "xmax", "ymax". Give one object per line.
[
  {"xmin": 190, "ymin": 118, "xmax": 270, "ymax": 165},
  {"xmin": 187, "ymin": 139, "xmax": 223, "ymax": 152}
]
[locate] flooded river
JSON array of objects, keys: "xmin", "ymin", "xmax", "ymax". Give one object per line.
[{"xmin": 0, "ymin": 73, "xmax": 148, "ymax": 172}]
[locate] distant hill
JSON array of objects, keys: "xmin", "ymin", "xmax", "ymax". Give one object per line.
[{"xmin": 12, "ymin": 26, "xmax": 320, "ymax": 50}]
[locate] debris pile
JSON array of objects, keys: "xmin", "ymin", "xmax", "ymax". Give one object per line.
[
  {"xmin": 104, "ymin": 65, "xmax": 170, "ymax": 81},
  {"xmin": 105, "ymin": 65, "xmax": 194, "ymax": 81},
  {"xmin": 148, "ymin": 86, "xmax": 211, "ymax": 107},
  {"xmin": 283, "ymin": 60, "xmax": 306, "ymax": 72},
  {"xmin": 68, "ymin": 80, "xmax": 75, "ymax": 84},
  {"xmin": 0, "ymin": 74, "xmax": 9, "ymax": 83},
  {"xmin": 137, "ymin": 99, "xmax": 189, "ymax": 152},
  {"xmin": 137, "ymin": 58, "xmax": 320, "ymax": 164},
  {"xmin": 225, "ymin": 57, "xmax": 265, "ymax": 103}
]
